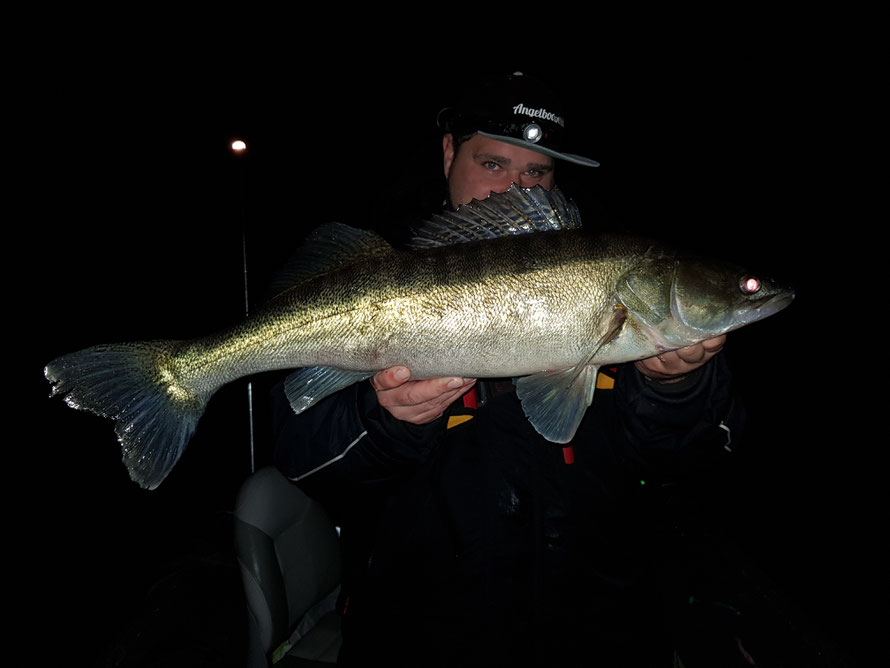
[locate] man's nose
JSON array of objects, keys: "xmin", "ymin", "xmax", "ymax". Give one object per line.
[
  {"xmin": 516, "ymin": 175, "xmax": 530, "ymax": 188},
  {"xmin": 517, "ymin": 173, "xmax": 541, "ymax": 188},
  {"xmin": 495, "ymin": 172, "xmax": 523, "ymax": 192}
]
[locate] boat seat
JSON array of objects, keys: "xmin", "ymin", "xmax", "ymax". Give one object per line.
[{"xmin": 234, "ymin": 466, "xmax": 342, "ymax": 666}]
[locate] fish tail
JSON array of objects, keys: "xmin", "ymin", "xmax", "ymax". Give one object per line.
[{"xmin": 44, "ymin": 340, "xmax": 207, "ymax": 490}]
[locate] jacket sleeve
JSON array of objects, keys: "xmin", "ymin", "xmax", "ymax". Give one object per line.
[
  {"xmin": 272, "ymin": 378, "xmax": 446, "ymax": 492},
  {"xmin": 614, "ymin": 353, "xmax": 744, "ymax": 463},
  {"xmin": 612, "ymin": 353, "xmax": 750, "ymax": 558},
  {"xmin": 614, "ymin": 355, "xmax": 759, "ymax": 640}
]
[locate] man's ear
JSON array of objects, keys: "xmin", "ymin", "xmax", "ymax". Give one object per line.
[{"xmin": 442, "ymin": 133, "xmax": 455, "ymax": 179}]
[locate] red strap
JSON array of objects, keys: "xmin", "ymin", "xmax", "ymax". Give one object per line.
[
  {"xmin": 562, "ymin": 446, "xmax": 574, "ymax": 465},
  {"xmin": 463, "ymin": 388, "xmax": 478, "ymax": 409}
]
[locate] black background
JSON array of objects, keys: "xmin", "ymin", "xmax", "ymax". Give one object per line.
[{"xmin": 19, "ymin": 26, "xmax": 877, "ymax": 666}]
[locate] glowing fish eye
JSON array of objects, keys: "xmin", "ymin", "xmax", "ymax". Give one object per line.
[{"xmin": 740, "ymin": 276, "xmax": 761, "ymax": 294}]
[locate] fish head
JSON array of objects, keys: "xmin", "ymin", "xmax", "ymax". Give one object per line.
[{"xmin": 616, "ymin": 255, "xmax": 795, "ymax": 350}]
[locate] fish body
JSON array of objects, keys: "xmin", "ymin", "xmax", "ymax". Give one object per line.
[
  {"xmin": 185, "ymin": 231, "xmax": 646, "ymax": 380},
  {"xmin": 45, "ymin": 186, "xmax": 794, "ymax": 489}
]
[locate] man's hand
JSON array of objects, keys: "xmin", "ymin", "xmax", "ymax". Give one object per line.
[
  {"xmin": 371, "ymin": 366, "xmax": 476, "ymax": 424},
  {"xmin": 634, "ymin": 335, "xmax": 726, "ymax": 382}
]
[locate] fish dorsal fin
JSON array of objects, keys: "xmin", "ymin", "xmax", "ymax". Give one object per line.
[
  {"xmin": 407, "ymin": 184, "xmax": 583, "ymax": 249},
  {"xmin": 267, "ymin": 222, "xmax": 394, "ymax": 298}
]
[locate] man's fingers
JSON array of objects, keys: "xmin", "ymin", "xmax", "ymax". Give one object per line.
[
  {"xmin": 385, "ymin": 383, "xmax": 476, "ymax": 423},
  {"xmin": 674, "ymin": 335, "xmax": 726, "ymax": 364},
  {"xmin": 370, "ymin": 368, "xmax": 477, "ymax": 424},
  {"xmin": 674, "ymin": 346, "xmax": 706, "ymax": 365},
  {"xmin": 635, "ymin": 335, "xmax": 728, "ymax": 381},
  {"xmin": 701, "ymin": 335, "xmax": 726, "ymax": 353},
  {"xmin": 371, "ymin": 366, "xmax": 413, "ymax": 391},
  {"xmin": 390, "ymin": 377, "xmax": 473, "ymax": 407},
  {"xmin": 378, "ymin": 377, "xmax": 475, "ymax": 409}
]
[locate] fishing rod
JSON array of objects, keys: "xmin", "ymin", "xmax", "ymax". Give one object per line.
[{"xmin": 231, "ymin": 138, "xmax": 255, "ymax": 474}]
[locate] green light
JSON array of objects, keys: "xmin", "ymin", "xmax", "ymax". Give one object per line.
[{"xmin": 640, "ymin": 479, "xmax": 646, "ymax": 486}]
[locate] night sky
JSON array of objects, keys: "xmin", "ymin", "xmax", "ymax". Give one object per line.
[{"xmin": 23, "ymin": 38, "xmax": 875, "ymax": 666}]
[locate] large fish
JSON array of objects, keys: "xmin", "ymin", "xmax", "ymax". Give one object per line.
[{"xmin": 45, "ymin": 185, "xmax": 793, "ymax": 490}]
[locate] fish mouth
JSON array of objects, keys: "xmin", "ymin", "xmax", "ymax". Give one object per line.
[
  {"xmin": 735, "ymin": 290, "xmax": 795, "ymax": 328},
  {"xmin": 655, "ymin": 288, "xmax": 797, "ymax": 346}
]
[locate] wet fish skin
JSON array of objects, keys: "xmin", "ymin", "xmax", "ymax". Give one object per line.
[{"xmin": 44, "ymin": 186, "xmax": 794, "ymax": 490}]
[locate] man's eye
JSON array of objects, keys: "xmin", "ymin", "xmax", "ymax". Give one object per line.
[
  {"xmin": 524, "ymin": 168, "xmax": 550, "ymax": 179},
  {"xmin": 482, "ymin": 161, "xmax": 502, "ymax": 171}
]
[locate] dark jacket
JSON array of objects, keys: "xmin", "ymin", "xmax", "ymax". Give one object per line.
[{"xmin": 273, "ymin": 358, "xmax": 746, "ymax": 667}]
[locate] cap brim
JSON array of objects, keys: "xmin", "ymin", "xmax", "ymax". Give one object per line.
[{"xmin": 477, "ymin": 132, "xmax": 600, "ymax": 168}]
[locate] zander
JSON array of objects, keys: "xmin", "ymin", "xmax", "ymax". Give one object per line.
[{"xmin": 45, "ymin": 186, "xmax": 794, "ymax": 489}]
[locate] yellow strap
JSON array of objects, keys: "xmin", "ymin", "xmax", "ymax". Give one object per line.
[
  {"xmin": 447, "ymin": 414, "xmax": 474, "ymax": 429},
  {"xmin": 596, "ymin": 371, "xmax": 615, "ymax": 390}
]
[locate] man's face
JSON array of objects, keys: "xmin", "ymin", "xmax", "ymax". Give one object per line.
[{"xmin": 443, "ymin": 133, "xmax": 556, "ymax": 207}]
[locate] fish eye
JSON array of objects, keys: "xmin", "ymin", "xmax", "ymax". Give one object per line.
[{"xmin": 740, "ymin": 276, "xmax": 761, "ymax": 295}]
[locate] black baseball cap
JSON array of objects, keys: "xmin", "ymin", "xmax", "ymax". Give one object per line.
[{"xmin": 437, "ymin": 71, "xmax": 599, "ymax": 168}]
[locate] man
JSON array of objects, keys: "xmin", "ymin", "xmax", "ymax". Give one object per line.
[
  {"xmin": 273, "ymin": 72, "xmax": 746, "ymax": 666},
  {"xmin": 376, "ymin": 73, "xmax": 724, "ymax": 427}
]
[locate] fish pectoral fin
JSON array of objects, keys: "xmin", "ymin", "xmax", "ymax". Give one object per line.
[
  {"xmin": 284, "ymin": 366, "xmax": 374, "ymax": 414},
  {"xmin": 513, "ymin": 363, "xmax": 599, "ymax": 444},
  {"xmin": 512, "ymin": 307, "xmax": 625, "ymax": 444},
  {"xmin": 595, "ymin": 304, "xmax": 628, "ymax": 353}
]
